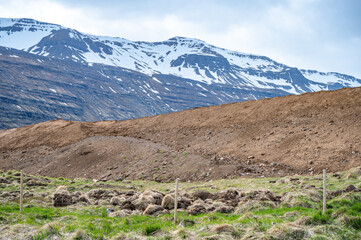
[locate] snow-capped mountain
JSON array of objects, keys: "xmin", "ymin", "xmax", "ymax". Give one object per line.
[
  {"xmin": 0, "ymin": 18, "xmax": 62, "ymax": 49},
  {"xmin": 1, "ymin": 18, "xmax": 361, "ymax": 129},
  {"xmin": 1, "ymin": 18, "xmax": 360, "ymax": 95},
  {"xmin": 0, "ymin": 46, "xmax": 286, "ymax": 129}
]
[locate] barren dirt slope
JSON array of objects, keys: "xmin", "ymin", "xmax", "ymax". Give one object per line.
[{"xmin": 0, "ymin": 87, "xmax": 360, "ymax": 181}]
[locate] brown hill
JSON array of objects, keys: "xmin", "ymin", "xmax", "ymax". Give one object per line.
[{"xmin": 0, "ymin": 87, "xmax": 360, "ymax": 181}]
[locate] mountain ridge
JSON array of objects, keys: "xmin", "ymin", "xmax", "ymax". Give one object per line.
[
  {"xmin": 0, "ymin": 46, "xmax": 286, "ymax": 129},
  {"xmin": 1, "ymin": 17, "xmax": 360, "ymax": 94},
  {"xmin": 1, "ymin": 17, "xmax": 361, "ymax": 129}
]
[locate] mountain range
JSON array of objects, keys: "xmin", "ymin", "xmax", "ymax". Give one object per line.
[{"xmin": 1, "ymin": 18, "xmax": 361, "ymax": 129}]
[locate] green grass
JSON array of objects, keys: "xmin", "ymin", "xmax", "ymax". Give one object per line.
[
  {"xmin": 0, "ymin": 170, "xmax": 360, "ymax": 239},
  {"xmin": 33, "ymin": 222, "xmax": 62, "ymax": 240},
  {"xmin": 310, "ymin": 211, "xmax": 332, "ymax": 225},
  {"xmin": 2, "ymin": 201, "xmax": 358, "ymax": 238}
]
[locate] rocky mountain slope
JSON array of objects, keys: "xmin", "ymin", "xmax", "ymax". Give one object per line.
[
  {"xmin": 0, "ymin": 46, "xmax": 285, "ymax": 129},
  {"xmin": 1, "ymin": 87, "xmax": 360, "ymax": 181},
  {"xmin": 2, "ymin": 18, "xmax": 360, "ymax": 93},
  {"xmin": 1, "ymin": 18, "xmax": 361, "ymax": 129}
]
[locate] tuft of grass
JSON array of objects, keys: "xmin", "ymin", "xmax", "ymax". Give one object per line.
[
  {"xmin": 101, "ymin": 208, "xmax": 108, "ymax": 218},
  {"xmin": 309, "ymin": 211, "xmax": 332, "ymax": 225},
  {"xmin": 143, "ymin": 223, "xmax": 161, "ymax": 236},
  {"xmin": 231, "ymin": 229, "xmax": 243, "ymax": 238},
  {"xmin": 72, "ymin": 229, "xmax": 90, "ymax": 240},
  {"xmin": 344, "ymin": 216, "xmax": 361, "ymax": 230},
  {"xmin": 177, "ymin": 229, "xmax": 189, "ymax": 239},
  {"xmin": 33, "ymin": 222, "xmax": 62, "ymax": 240},
  {"xmin": 181, "ymin": 218, "xmax": 196, "ymax": 227}
]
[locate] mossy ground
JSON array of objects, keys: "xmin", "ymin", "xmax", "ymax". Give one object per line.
[{"xmin": 0, "ymin": 169, "xmax": 360, "ymax": 239}]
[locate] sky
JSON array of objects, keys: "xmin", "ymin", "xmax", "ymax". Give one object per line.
[{"xmin": 0, "ymin": 0, "xmax": 360, "ymax": 78}]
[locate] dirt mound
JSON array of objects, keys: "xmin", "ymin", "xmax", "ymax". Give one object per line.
[{"xmin": 0, "ymin": 87, "xmax": 360, "ymax": 181}]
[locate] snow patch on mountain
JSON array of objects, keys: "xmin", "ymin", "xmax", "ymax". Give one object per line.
[
  {"xmin": 0, "ymin": 18, "xmax": 62, "ymax": 49},
  {"xmin": 1, "ymin": 17, "xmax": 361, "ymax": 96},
  {"xmin": 300, "ymin": 70, "xmax": 360, "ymax": 87}
]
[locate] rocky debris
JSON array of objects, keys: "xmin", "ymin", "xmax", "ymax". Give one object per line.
[
  {"xmin": 202, "ymin": 199, "xmax": 216, "ymax": 212},
  {"xmin": 109, "ymin": 209, "xmax": 132, "ymax": 217},
  {"xmin": 87, "ymin": 189, "xmax": 114, "ymax": 199},
  {"xmin": 53, "ymin": 186, "xmax": 72, "ymax": 207},
  {"xmin": 276, "ymin": 177, "xmax": 291, "ymax": 184},
  {"xmin": 110, "ymin": 196, "xmax": 135, "ymax": 210},
  {"xmin": 71, "ymin": 191, "xmax": 82, "ymax": 198},
  {"xmin": 245, "ymin": 190, "xmax": 280, "ymax": 202},
  {"xmin": 23, "ymin": 192, "xmax": 34, "ymax": 198},
  {"xmin": 161, "ymin": 194, "xmax": 175, "ymax": 209},
  {"xmin": 143, "ymin": 204, "xmax": 163, "ymax": 215},
  {"xmin": 124, "ymin": 190, "xmax": 137, "ymax": 196},
  {"xmin": 187, "ymin": 202, "xmax": 207, "ymax": 215},
  {"xmin": 0, "ymin": 177, "xmax": 10, "ymax": 184},
  {"xmin": 216, "ymin": 189, "xmax": 239, "ymax": 201},
  {"xmin": 115, "ymin": 177, "xmax": 124, "ymax": 181},
  {"xmin": 94, "ymin": 199, "xmax": 110, "ymax": 206},
  {"xmin": 234, "ymin": 189, "xmax": 282, "ymax": 213},
  {"xmin": 328, "ymin": 190, "xmax": 343, "ymax": 198},
  {"xmin": 184, "ymin": 198, "xmax": 233, "ymax": 214},
  {"xmin": 77, "ymin": 194, "xmax": 91, "ymax": 204},
  {"xmin": 118, "ymin": 198, "xmax": 136, "ymax": 210},
  {"xmin": 55, "ymin": 186, "xmax": 69, "ymax": 194},
  {"xmin": 46, "ymin": 184, "xmax": 359, "ymax": 218},
  {"xmin": 211, "ymin": 224, "xmax": 235, "ymax": 234},
  {"xmin": 110, "ymin": 196, "xmax": 122, "ymax": 206},
  {"xmin": 26, "ymin": 179, "xmax": 47, "ymax": 187},
  {"xmin": 332, "ymin": 173, "xmax": 342, "ymax": 179},
  {"xmin": 290, "ymin": 178, "xmax": 300, "ymax": 182},
  {"xmin": 68, "ymin": 191, "xmax": 90, "ymax": 205},
  {"xmin": 215, "ymin": 189, "xmax": 241, "ymax": 207},
  {"xmin": 213, "ymin": 202, "xmax": 234, "ymax": 213},
  {"xmin": 133, "ymin": 190, "xmax": 164, "ymax": 210},
  {"xmin": 48, "ymin": 185, "xmax": 280, "ymax": 216},
  {"xmin": 329, "ymin": 184, "xmax": 360, "ymax": 198},
  {"xmin": 192, "ymin": 190, "xmax": 214, "ymax": 200},
  {"xmin": 345, "ymin": 184, "xmax": 356, "ymax": 192},
  {"xmin": 178, "ymin": 196, "xmax": 193, "ymax": 209},
  {"xmin": 1, "ymin": 191, "xmax": 19, "ymax": 199}
]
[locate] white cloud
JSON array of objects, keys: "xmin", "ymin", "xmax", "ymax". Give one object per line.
[
  {"xmin": 0, "ymin": 0, "xmax": 360, "ymax": 78},
  {"xmin": 0, "ymin": 0, "xmax": 86, "ymax": 27}
]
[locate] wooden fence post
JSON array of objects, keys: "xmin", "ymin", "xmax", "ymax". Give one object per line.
[
  {"xmin": 323, "ymin": 169, "xmax": 326, "ymax": 214},
  {"xmin": 20, "ymin": 170, "xmax": 23, "ymax": 214},
  {"xmin": 174, "ymin": 178, "xmax": 179, "ymax": 224}
]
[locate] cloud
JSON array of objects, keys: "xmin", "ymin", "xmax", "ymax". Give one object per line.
[
  {"xmin": 0, "ymin": 0, "xmax": 360, "ymax": 78},
  {"xmin": 0, "ymin": 0, "xmax": 81, "ymax": 24}
]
